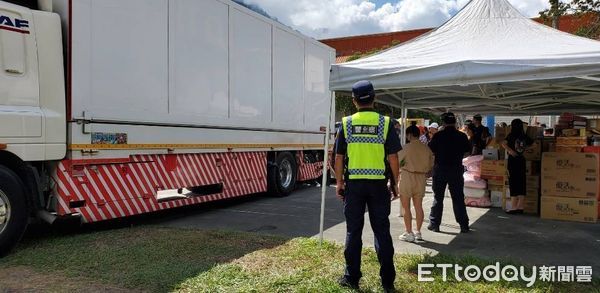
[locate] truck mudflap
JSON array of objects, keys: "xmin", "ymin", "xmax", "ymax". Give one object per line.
[
  {"xmin": 51, "ymin": 152, "xmax": 267, "ymax": 223},
  {"xmin": 296, "ymin": 151, "xmax": 325, "ymax": 182}
]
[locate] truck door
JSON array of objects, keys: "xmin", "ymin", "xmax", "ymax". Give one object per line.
[{"xmin": 0, "ymin": 4, "xmax": 42, "ymax": 141}]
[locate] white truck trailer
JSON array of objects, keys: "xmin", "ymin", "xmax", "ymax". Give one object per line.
[{"xmin": 0, "ymin": 0, "xmax": 335, "ymax": 255}]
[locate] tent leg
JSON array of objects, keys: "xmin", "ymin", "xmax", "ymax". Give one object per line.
[
  {"xmin": 319, "ymin": 91, "xmax": 334, "ymax": 245},
  {"xmin": 399, "ymin": 101, "xmax": 407, "ymax": 218}
]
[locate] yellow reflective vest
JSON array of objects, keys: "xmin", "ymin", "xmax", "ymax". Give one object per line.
[{"xmin": 342, "ymin": 111, "xmax": 390, "ymax": 180}]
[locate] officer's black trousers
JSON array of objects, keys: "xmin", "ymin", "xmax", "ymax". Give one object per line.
[
  {"xmin": 429, "ymin": 165, "xmax": 469, "ymax": 228},
  {"xmin": 343, "ymin": 180, "xmax": 395, "ymax": 287}
]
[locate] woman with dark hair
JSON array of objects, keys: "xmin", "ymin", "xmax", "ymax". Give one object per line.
[
  {"xmin": 397, "ymin": 122, "xmax": 433, "ymax": 242},
  {"xmin": 501, "ymin": 119, "xmax": 534, "ymax": 214}
]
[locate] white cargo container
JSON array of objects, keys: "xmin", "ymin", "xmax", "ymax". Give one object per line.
[{"xmin": 0, "ymin": 0, "xmax": 335, "ymax": 255}]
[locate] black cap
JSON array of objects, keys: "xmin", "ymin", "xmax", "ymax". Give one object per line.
[
  {"xmin": 352, "ymin": 80, "xmax": 375, "ymax": 101},
  {"xmin": 473, "ymin": 114, "xmax": 482, "ymax": 121},
  {"xmin": 441, "ymin": 112, "xmax": 456, "ymax": 124}
]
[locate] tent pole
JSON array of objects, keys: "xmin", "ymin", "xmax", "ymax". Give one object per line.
[
  {"xmin": 399, "ymin": 97, "xmax": 406, "ymax": 218},
  {"xmin": 403, "ymin": 109, "xmax": 408, "ymax": 145},
  {"xmin": 319, "ymin": 91, "xmax": 335, "ymax": 245}
]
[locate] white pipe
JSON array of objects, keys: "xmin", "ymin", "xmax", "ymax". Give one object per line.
[
  {"xmin": 399, "ymin": 98, "xmax": 406, "ymax": 218},
  {"xmin": 319, "ymin": 91, "xmax": 335, "ymax": 244}
]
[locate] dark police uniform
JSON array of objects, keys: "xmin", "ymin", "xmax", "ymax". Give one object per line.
[
  {"xmin": 335, "ymin": 108, "xmax": 401, "ymax": 289},
  {"xmin": 428, "ymin": 120, "xmax": 471, "ymax": 231}
]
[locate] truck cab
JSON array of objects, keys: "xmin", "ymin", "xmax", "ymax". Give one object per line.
[{"xmin": 0, "ymin": 0, "xmax": 65, "ymax": 255}]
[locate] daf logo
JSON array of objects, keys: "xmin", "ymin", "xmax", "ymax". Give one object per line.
[{"xmin": 0, "ymin": 15, "xmax": 30, "ymax": 34}]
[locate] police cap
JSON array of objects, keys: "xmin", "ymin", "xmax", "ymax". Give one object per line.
[{"xmin": 352, "ymin": 80, "xmax": 375, "ymax": 102}]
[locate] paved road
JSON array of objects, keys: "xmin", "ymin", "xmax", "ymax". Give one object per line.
[{"xmin": 155, "ymin": 182, "xmax": 600, "ymax": 272}]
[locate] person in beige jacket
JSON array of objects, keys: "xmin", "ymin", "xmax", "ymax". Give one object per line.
[{"xmin": 397, "ymin": 122, "xmax": 434, "ymax": 242}]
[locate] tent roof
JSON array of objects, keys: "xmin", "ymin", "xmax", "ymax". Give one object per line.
[{"xmin": 329, "ymin": 0, "xmax": 600, "ymax": 115}]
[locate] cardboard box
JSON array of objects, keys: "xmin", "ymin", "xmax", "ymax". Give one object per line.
[
  {"xmin": 490, "ymin": 191, "xmax": 503, "ymax": 208},
  {"xmin": 483, "ymin": 149, "xmax": 499, "ymax": 160},
  {"xmin": 526, "ymin": 175, "xmax": 540, "ymax": 190},
  {"xmin": 561, "ymin": 129, "xmax": 586, "ymax": 137},
  {"xmin": 588, "ymin": 119, "xmax": 600, "ymax": 131},
  {"xmin": 495, "ymin": 126, "xmax": 508, "ymax": 143},
  {"xmin": 557, "ymin": 137, "xmax": 588, "ymax": 146},
  {"xmin": 488, "ymin": 184, "xmax": 506, "ymax": 192},
  {"xmin": 487, "ymin": 176, "xmax": 508, "ymax": 186},
  {"xmin": 542, "ymin": 174, "xmax": 598, "ymax": 198},
  {"xmin": 502, "ymin": 197, "xmax": 512, "ymax": 211},
  {"xmin": 523, "ymin": 198, "xmax": 539, "ymax": 215},
  {"xmin": 541, "ymin": 152, "xmax": 599, "ymax": 177},
  {"xmin": 540, "ymin": 196, "xmax": 597, "ymax": 223},
  {"xmin": 526, "ymin": 126, "xmax": 543, "ymax": 140},
  {"xmin": 556, "ymin": 145, "xmax": 584, "ymax": 153},
  {"xmin": 583, "ymin": 146, "xmax": 600, "ymax": 201},
  {"xmin": 481, "ymin": 160, "xmax": 506, "ymax": 176},
  {"xmin": 526, "ymin": 188, "xmax": 539, "ymax": 197},
  {"xmin": 523, "ymin": 142, "xmax": 542, "ymax": 161},
  {"xmin": 525, "ymin": 161, "xmax": 540, "ymax": 176}
]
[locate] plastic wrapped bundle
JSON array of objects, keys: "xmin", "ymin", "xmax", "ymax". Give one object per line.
[
  {"xmin": 464, "ymin": 172, "xmax": 487, "ymax": 189},
  {"xmin": 465, "ymin": 196, "xmax": 492, "ymax": 208},
  {"xmin": 464, "ymin": 187, "xmax": 489, "ymax": 198}
]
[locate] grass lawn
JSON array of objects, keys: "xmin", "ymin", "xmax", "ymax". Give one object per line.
[{"xmin": 1, "ymin": 226, "xmax": 598, "ymax": 292}]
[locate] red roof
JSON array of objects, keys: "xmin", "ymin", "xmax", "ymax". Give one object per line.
[{"xmin": 321, "ymin": 14, "xmax": 597, "ymax": 63}]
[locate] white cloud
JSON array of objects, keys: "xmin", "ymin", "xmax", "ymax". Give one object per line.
[{"xmin": 242, "ymin": 0, "xmax": 552, "ymax": 39}]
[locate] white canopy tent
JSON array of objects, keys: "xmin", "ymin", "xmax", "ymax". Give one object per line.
[
  {"xmin": 318, "ymin": 0, "xmax": 600, "ymax": 242},
  {"xmin": 330, "ymin": 0, "xmax": 600, "ymax": 115}
]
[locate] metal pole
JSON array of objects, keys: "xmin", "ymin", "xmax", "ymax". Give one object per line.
[
  {"xmin": 319, "ymin": 91, "xmax": 335, "ymax": 244},
  {"xmin": 401, "ymin": 97, "xmax": 406, "ymax": 146},
  {"xmin": 399, "ymin": 98, "xmax": 406, "ymax": 218}
]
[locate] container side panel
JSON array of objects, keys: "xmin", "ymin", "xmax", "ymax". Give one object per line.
[
  {"xmin": 169, "ymin": 0, "xmax": 229, "ymax": 119},
  {"xmin": 304, "ymin": 42, "xmax": 329, "ymax": 132},
  {"xmin": 71, "ymin": 0, "xmax": 168, "ymax": 120},
  {"xmin": 273, "ymin": 27, "xmax": 304, "ymax": 128},
  {"xmin": 229, "ymin": 7, "xmax": 271, "ymax": 122}
]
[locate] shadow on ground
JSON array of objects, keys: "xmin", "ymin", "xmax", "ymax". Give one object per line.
[{"xmin": 413, "ymin": 207, "xmax": 600, "ymax": 273}]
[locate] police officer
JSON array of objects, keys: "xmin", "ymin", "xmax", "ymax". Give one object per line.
[
  {"xmin": 427, "ymin": 112, "xmax": 471, "ymax": 233},
  {"xmin": 334, "ymin": 80, "xmax": 401, "ymax": 292}
]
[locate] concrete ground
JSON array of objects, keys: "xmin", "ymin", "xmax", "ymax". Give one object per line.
[{"xmin": 155, "ymin": 182, "xmax": 600, "ymax": 272}]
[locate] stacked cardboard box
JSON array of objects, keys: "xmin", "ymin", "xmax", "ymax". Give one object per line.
[
  {"xmin": 494, "ymin": 126, "xmax": 508, "ymax": 144},
  {"xmin": 583, "ymin": 146, "xmax": 600, "ymax": 219},
  {"xmin": 524, "ymin": 175, "xmax": 540, "ymax": 214},
  {"xmin": 556, "ymin": 137, "xmax": 587, "ymax": 153},
  {"xmin": 588, "ymin": 118, "xmax": 600, "ymax": 135},
  {"xmin": 481, "ymin": 160, "xmax": 506, "ymax": 182},
  {"xmin": 521, "ymin": 126, "xmax": 542, "ymax": 214},
  {"xmin": 488, "ymin": 182, "xmax": 509, "ymax": 208},
  {"xmin": 555, "ymin": 113, "xmax": 587, "ymax": 137},
  {"xmin": 481, "ymin": 160, "xmax": 509, "ymax": 209},
  {"xmin": 540, "ymin": 152, "xmax": 599, "ymax": 223}
]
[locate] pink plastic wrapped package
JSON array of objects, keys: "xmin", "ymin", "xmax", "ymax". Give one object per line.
[
  {"xmin": 462, "ymin": 155, "xmax": 484, "ymax": 166},
  {"xmin": 463, "ymin": 172, "xmax": 486, "ymax": 189},
  {"xmin": 465, "ymin": 196, "xmax": 492, "ymax": 208}
]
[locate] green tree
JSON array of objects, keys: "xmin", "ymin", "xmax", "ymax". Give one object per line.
[{"xmin": 540, "ymin": 0, "xmax": 600, "ymax": 38}]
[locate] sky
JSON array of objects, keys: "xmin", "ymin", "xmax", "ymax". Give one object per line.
[{"xmin": 241, "ymin": 0, "xmax": 552, "ymax": 39}]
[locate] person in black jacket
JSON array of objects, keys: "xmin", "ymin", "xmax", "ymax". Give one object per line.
[{"xmin": 427, "ymin": 112, "xmax": 471, "ymax": 233}]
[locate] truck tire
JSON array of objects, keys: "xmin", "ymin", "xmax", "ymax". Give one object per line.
[
  {"xmin": 268, "ymin": 152, "xmax": 297, "ymax": 197},
  {"xmin": 0, "ymin": 166, "xmax": 28, "ymax": 257}
]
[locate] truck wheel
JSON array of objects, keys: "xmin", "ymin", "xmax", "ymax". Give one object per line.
[
  {"xmin": 268, "ymin": 152, "xmax": 297, "ymax": 197},
  {"xmin": 0, "ymin": 166, "xmax": 28, "ymax": 257}
]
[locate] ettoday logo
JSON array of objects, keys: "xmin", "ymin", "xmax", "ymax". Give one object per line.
[{"xmin": 418, "ymin": 263, "xmax": 593, "ymax": 287}]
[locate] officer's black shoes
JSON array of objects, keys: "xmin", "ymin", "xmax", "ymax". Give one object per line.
[
  {"xmin": 427, "ymin": 224, "xmax": 440, "ymax": 232},
  {"xmin": 460, "ymin": 225, "xmax": 470, "ymax": 233},
  {"xmin": 338, "ymin": 277, "xmax": 359, "ymax": 290},
  {"xmin": 383, "ymin": 285, "xmax": 396, "ymax": 293}
]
